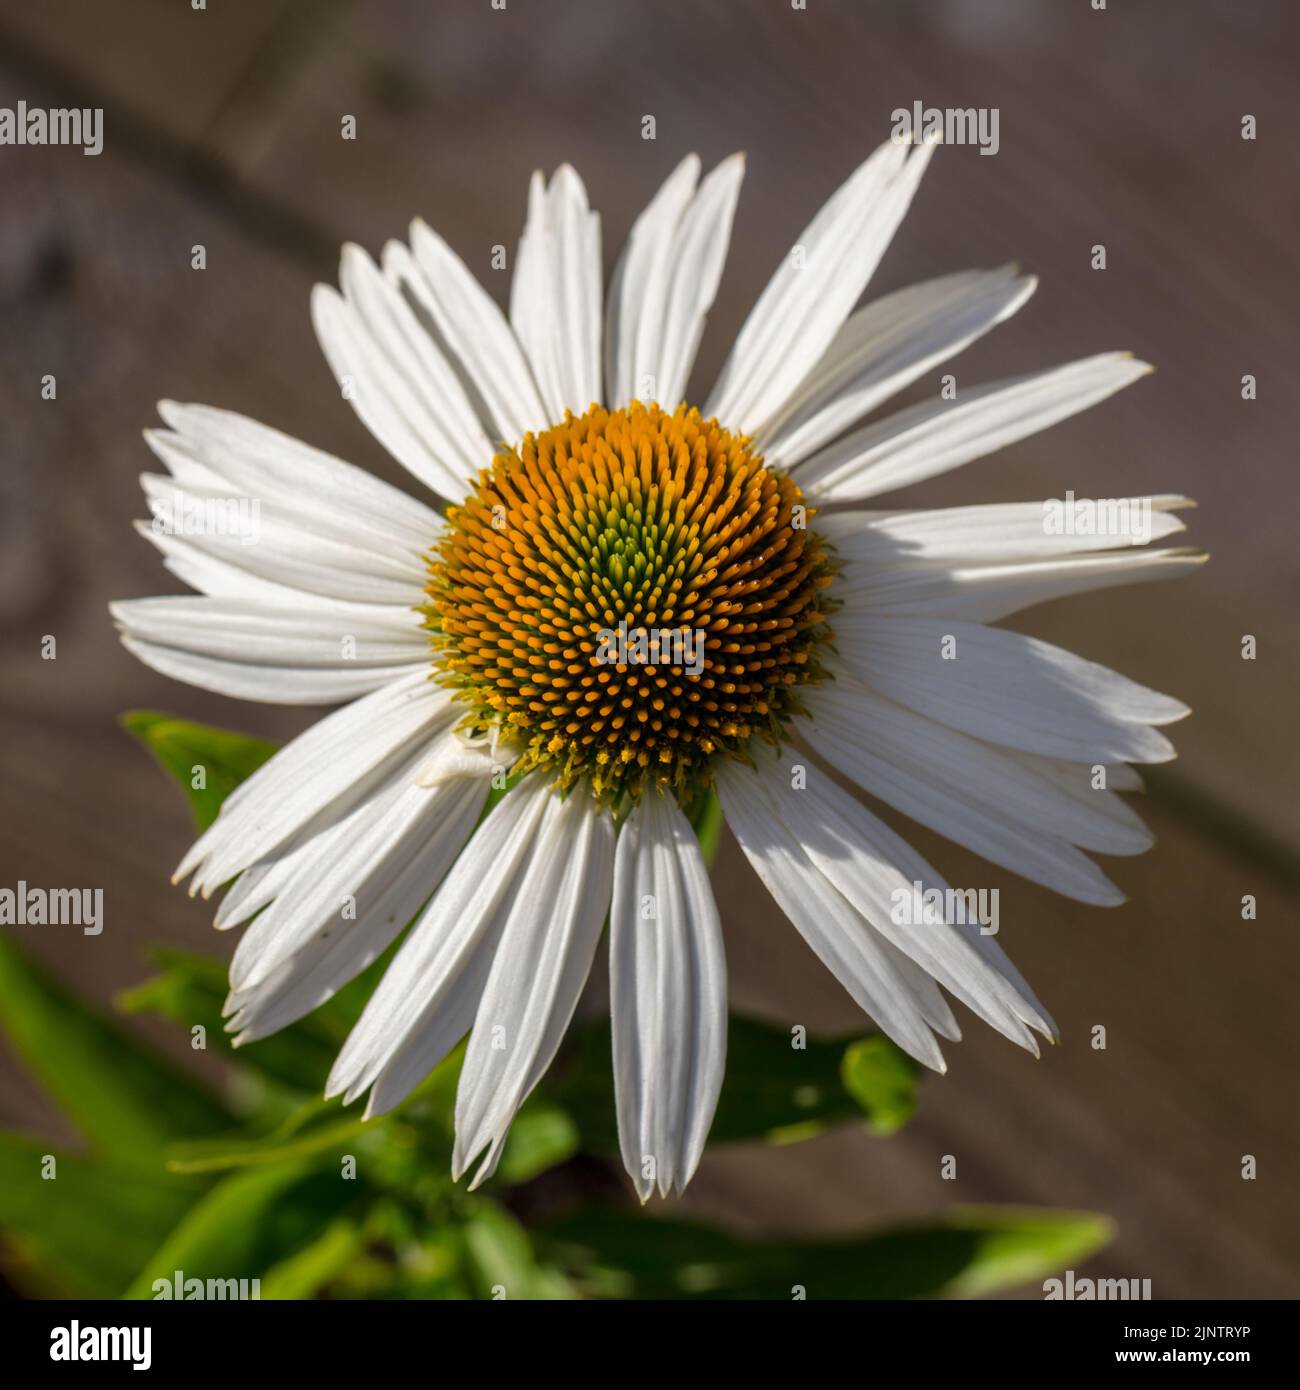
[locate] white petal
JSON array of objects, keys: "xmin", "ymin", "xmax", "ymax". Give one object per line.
[
  {"xmin": 212, "ymin": 745, "xmax": 491, "ymax": 942},
  {"xmin": 795, "ymin": 353, "xmax": 1152, "ymax": 500},
  {"xmin": 606, "ymin": 155, "xmax": 699, "ymax": 409},
  {"xmin": 453, "ymin": 789, "xmax": 615, "ymax": 1187},
  {"xmin": 510, "ymin": 166, "xmax": 602, "ymax": 422},
  {"xmin": 800, "ymin": 680, "xmax": 1147, "ymax": 903},
  {"xmin": 175, "ymin": 669, "xmax": 452, "ymax": 894},
  {"xmin": 337, "ymin": 245, "xmax": 494, "ymax": 476},
  {"xmin": 118, "ymin": 635, "xmax": 419, "ymax": 706},
  {"xmin": 413, "ymin": 730, "xmax": 501, "ymax": 787},
  {"xmin": 832, "ymin": 617, "xmax": 1189, "ymax": 764},
  {"xmin": 758, "ymin": 266, "xmax": 1035, "ymax": 467},
  {"xmin": 606, "ymin": 154, "xmax": 745, "ymax": 410},
  {"xmin": 388, "ymin": 224, "xmax": 549, "ymax": 444},
  {"xmin": 610, "ymin": 793, "xmax": 726, "ymax": 1199},
  {"xmin": 228, "ymin": 741, "xmax": 489, "ymax": 993},
  {"xmin": 835, "ymin": 548, "xmax": 1207, "ymax": 623},
  {"xmin": 775, "ymin": 748, "xmax": 1057, "ymax": 1043},
  {"xmin": 1103, "ymin": 762, "xmax": 1145, "ymax": 793},
  {"xmin": 1008, "ymin": 751, "xmax": 1150, "ymax": 808},
  {"xmin": 722, "ymin": 750, "xmax": 1055, "ymax": 1050},
  {"xmin": 135, "ymin": 524, "xmax": 419, "ymax": 612},
  {"xmin": 111, "ymin": 596, "xmax": 426, "ymax": 667},
  {"xmin": 312, "ymin": 251, "xmax": 486, "ymax": 501},
  {"xmin": 715, "ymin": 761, "xmax": 950, "ymax": 1069},
  {"xmin": 708, "ymin": 138, "xmax": 934, "ymax": 433},
  {"xmin": 213, "ymin": 821, "xmax": 337, "ymax": 932},
  {"xmin": 134, "ymin": 475, "xmax": 425, "ymax": 606},
  {"xmin": 651, "ymin": 155, "xmax": 746, "ymax": 409},
  {"xmin": 226, "ymin": 767, "xmax": 485, "ymax": 1032},
  {"xmin": 806, "ymin": 678, "xmax": 1153, "ymax": 859},
  {"xmin": 151, "ymin": 402, "xmax": 443, "ymax": 556},
  {"xmin": 325, "ymin": 776, "xmax": 553, "ymax": 1112},
  {"xmin": 816, "ymin": 496, "xmax": 1193, "ymax": 564}
]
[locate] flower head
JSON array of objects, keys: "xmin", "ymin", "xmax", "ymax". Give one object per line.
[
  {"xmin": 426, "ymin": 400, "xmax": 834, "ymax": 803},
  {"xmin": 113, "ymin": 138, "xmax": 1201, "ymax": 1199}
]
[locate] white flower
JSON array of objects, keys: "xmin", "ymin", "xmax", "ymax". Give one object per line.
[{"xmin": 113, "ymin": 139, "xmax": 1201, "ymax": 1201}]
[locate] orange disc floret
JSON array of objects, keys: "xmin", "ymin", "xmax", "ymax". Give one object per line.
[{"xmin": 423, "ymin": 401, "xmax": 835, "ymax": 805}]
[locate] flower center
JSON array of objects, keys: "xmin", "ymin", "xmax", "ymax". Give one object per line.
[{"xmin": 423, "ymin": 402, "xmax": 835, "ymax": 806}]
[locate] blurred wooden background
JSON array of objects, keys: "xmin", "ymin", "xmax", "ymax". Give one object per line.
[{"xmin": 1, "ymin": 0, "xmax": 1297, "ymax": 1297}]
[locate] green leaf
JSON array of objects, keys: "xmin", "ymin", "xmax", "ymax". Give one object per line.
[
  {"xmin": 0, "ymin": 1133, "xmax": 202, "ymax": 1297},
  {"xmin": 496, "ymin": 1100, "xmax": 579, "ymax": 1186},
  {"xmin": 934, "ymin": 1207, "xmax": 1117, "ymax": 1298},
  {"xmin": 0, "ymin": 936, "xmax": 232, "ymax": 1162},
  {"xmin": 306, "ymin": 1199, "xmax": 473, "ymax": 1299},
  {"xmin": 475, "ymin": 771, "xmax": 522, "ymax": 828},
  {"xmin": 118, "ymin": 948, "xmax": 343, "ymax": 1094},
  {"xmin": 258, "ymin": 1219, "xmax": 365, "ymax": 1299},
  {"xmin": 383, "ymin": 1225, "xmax": 472, "ymax": 1300},
  {"xmin": 462, "ymin": 1198, "xmax": 577, "ymax": 1300},
  {"xmin": 542, "ymin": 1205, "xmax": 1115, "ymax": 1300},
  {"xmin": 165, "ymin": 1105, "xmax": 374, "ymax": 1175},
  {"xmin": 839, "ymin": 1036, "xmax": 921, "ymax": 1136},
  {"xmin": 684, "ymin": 787, "xmax": 724, "ymax": 866},
  {"xmin": 122, "ymin": 1163, "xmax": 357, "ymax": 1299},
  {"xmin": 121, "ymin": 710, "xmax": 278, "ymax": 830},
  {"xmin": 548, "ymin": 1015, "xmax": 921, "ymax": 1151}
]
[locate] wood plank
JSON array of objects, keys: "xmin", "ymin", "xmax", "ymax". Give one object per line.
[
  {"xmin": 1, "ymin": 1, "xmax": 1296, "ymax": 1299},
  {"xmin": 674, "ymin": 801, "xmax": 1300, "ymax": 1299},
  {"xmin": 0, "ymin": 0, "xmax": 296, "ymax": 145}
]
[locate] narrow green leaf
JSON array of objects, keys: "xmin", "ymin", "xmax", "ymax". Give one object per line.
[
  {"xmin": 122, "ymin": 1163, "xmax": 357, "ymax": 1299},
  {"xmin": 542, "ymin": 1204, "xmax": 1115, "ymax": 1300},
  {"xmin": 0, "ymin": 937, "xmax": 232, "ymax": 1162},
  {"xmin": 258, "ymin": 1219, "xmax": 365, "ymax": 1300},
  {"xmin": 462, "ymin": 1198, "xmax": 577, "ymax": 1300},
  {"xmin": 166, "ymin": 1118, "xmax": 372, "ymax": 1175},
  {"xmin": 475, "ymin": 772, "xmax": 521, "ymax": 828},
  {"xmin": 685, "ymin": 788, "xmax": 724, "ymax": 866},
  {"xmin": 118, "ymin": 947, "xmax": 342, "ymax": 1093},
  {"xmin": 0, "ymin": 1133, "xmax": 201, "ymax": 1298},
  {"xmin": 121, "ymin": 710, "xmax": 278, "ymax": 830},
  {"xmin": 939, "ymin": 1207, "xmax": 1117, "ymax": 1298}
]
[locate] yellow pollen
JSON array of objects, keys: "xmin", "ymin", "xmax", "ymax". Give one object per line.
[{"xmin": 422, "ymin": 402, "xmax": 835, "ymax": 806}]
